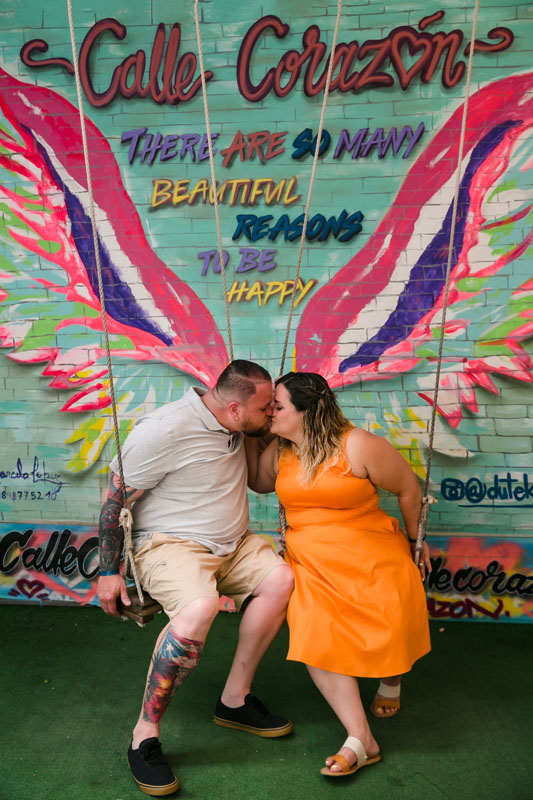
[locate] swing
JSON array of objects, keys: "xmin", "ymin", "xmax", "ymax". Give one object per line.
[
  {"xmin": 274, "ymin": 0, "xmax": 481, "ymax": 565},
  {"xmin": 65, "ymin": 0, "xmax": 479, "ymax": 623}
]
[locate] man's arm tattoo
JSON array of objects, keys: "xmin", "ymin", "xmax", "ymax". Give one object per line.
[{"xmin": 98, "ymin": 474, "xmax": 145, "ymax": 572}]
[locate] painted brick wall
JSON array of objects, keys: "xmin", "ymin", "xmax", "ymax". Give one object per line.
[{"xmin": 0, "ymin": 0, "xmax": 532, "ymax": 619}]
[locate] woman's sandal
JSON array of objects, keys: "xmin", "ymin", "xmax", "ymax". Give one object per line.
[
  {"xmin": 370, "ymin": 680, "xmax": 401, "ymax": 718},
  {"xmin": 320, "ymin": 736, "xmax": 382, "ymax": 777}
]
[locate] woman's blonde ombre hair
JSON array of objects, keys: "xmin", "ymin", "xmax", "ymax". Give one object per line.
[{"xmin": 276, "ymin": 372, "xmax": 353, "ymax": 483}]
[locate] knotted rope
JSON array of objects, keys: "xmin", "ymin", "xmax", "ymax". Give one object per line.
[
  {"xmin": 414, "ymin": 0, "xmax": 480, "ymax": 568},
  {"xmin": 193, "ymin": 0, "xmax": 343, "ymax": 554},
  {"xmin": 66, "ymin": 0, "xmax": 144, "ymax": 602}
]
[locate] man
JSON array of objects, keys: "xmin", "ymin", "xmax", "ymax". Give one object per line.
[{"xmin": 98, "ymin": 360, "xmax": 294, "ymax": 796}]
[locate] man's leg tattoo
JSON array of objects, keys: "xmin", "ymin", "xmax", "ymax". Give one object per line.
[{"xmin": 142, "ymin": 627, "xmax": 203, "ymax": 723}]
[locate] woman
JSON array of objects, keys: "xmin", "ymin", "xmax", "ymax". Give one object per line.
[{"xmin": 247, "ymin": 372, "xmax": 431, "ymax": 778}]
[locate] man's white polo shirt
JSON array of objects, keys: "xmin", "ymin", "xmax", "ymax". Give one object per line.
[{"xmin": 109, "ymin": 386, "xmax": 249, "ymax": 555}]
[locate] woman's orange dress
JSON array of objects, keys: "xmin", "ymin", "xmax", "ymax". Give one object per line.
[{"xmin": 277, "ymin": 442, "xmax": 431, "ymax": 677}]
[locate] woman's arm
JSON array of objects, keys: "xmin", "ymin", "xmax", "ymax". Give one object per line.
[
  {"xmin": 345, "ymin": 428, "xmax": 431, "ymax": 575},
  {"xmin": 245, "ymin": 437, "xmax": 278, "ymax": 493}
]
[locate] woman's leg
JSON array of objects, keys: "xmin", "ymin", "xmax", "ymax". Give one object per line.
[
  {"xmin": 307, "ymin": 665, "xmax": 380, "ymax": 772},
  {"xmin": 371, "ymin": 674, "xmax": 402, "ymax": 717}
]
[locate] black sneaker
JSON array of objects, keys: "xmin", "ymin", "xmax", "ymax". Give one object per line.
[
  {"xmin": 127, "ymin": 738, "xmax": 179, "ymax": 796},
  {"xmin": 214, "ymin": 694, "xmax": 293, "ymax": 738}
]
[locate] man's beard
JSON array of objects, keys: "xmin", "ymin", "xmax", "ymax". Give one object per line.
[{"xmin": 240, "ymin": 419, "xmax": 271, "ymax": 437}]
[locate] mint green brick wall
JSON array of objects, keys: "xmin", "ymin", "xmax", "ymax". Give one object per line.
[
  {"xmin": 0, "ymin": 0, "xmax": 531, "ymax": 541},
  {"xmin": 480, "ymin": 436, "xmax": 532, "ymax": 454},
  {"xmin": 495, "ymin": 418, "xmax": 533, "ymax": 436},
  {"xmin": 487, "ymin": 405, "xmax": 528, "ymax": 419}
]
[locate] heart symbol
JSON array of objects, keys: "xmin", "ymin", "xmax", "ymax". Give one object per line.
[
  {"xmin": 17, "ymin": 578, "xmax": 48, "ymax": 599},
  {"xmin": 389, "ymin": 29, "xmax": 433, "ymax": 90}
]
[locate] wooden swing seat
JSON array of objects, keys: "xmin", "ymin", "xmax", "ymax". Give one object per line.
[{"xmin": 117, "ymin": 585, "xmax": 162, "ymax": 626}]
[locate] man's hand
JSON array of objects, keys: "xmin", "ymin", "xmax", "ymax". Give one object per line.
[
  {"xmin": 97, "ymin": 574, "xmax": 131, "ymax": 617},
  {"xmin": 97, "ymin": 473, "xmax": 145, "ymax": 617}
]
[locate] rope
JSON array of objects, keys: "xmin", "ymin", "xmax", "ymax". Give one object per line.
[
  {"xmin": 193, "ymin": 0, "xmax": 233, "ymax": 360},
  {"xmin": 191, "ymin": 0, "xmax": 342, "ymax": 553},
  {"xmin": 414, "ymin": 0, "xmax": 480, "ymax": 566},
  {"xmin": 66, "ymin": 0, "xmax": 144, "ymax": 602},
  {"xmin": 278, "ymin": 482, "xmax": 287, "ymax": 554},
  {"xmin": 279, "ymin": 0, "xmax": 343, "ymax": 375},
  {"xmin": 276, "ymin": 0, "xmax": 343, "ymax": 547}
]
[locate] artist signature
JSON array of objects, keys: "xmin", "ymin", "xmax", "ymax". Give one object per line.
[{"xmin": 0, "ymin": 457, "xmax": 66, "ymax": 491}]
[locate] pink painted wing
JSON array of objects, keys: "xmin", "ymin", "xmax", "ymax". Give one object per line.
[{"xmin": 295, "ymin": 73, "xmax": 533, "ymax": 426}]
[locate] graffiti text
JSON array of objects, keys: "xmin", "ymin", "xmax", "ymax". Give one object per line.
[
  {"xmin": 226, "ymin": 278, "xmax": 317, "ymax": 307},
  {"xmin": 427, "ymin": 597, "xmax": 509, "ymax": 620},
  {"xmin": 232, "ymin": 210, "xmax": 364, "ymax": 243},
  {"xmin": 199, "ymin": 248, "xmax": 278, "ymax": 276},
  {"xmin": 220, "ymin": 130, "xmax": 287, "ymax": 167},
  {"xmin": 0, "ymin": 529, "xmax": 98, "ymax": 580},
  {"xmin": 441, "ymin": 473, "xmax": 533, "ymax": 505},
  {"xmin": 428, "ymin": 557, "xmax": 533, "ymax": 597},
  {"xmin": 122, "ymin": 128, "xmax": 218, "ymax": 164},
  {"xmin": 237, "ymin": 12, "xmax": 514, "ymax": 102},
  {"xmin": 292, "ymin": 124, "xmax": 425, "ymax": 160},
  {"xmin": 20, "ymin": 13, "xmax": 514, "ymax": 108},
  {"xmin": 21, "ymin": 19, "xmax": 211, "ymax": 107},
  {"xmin": 0, "ymin": 458, "xmax": 65, "ymax": 492},
  {"xmin": 152, "ymin": 176, "xmax": 300, "ymax": 209}
]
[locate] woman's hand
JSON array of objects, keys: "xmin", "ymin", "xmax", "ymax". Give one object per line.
[
  {"xmin": 345, "ymin": 429, "xmax": 432, "ymax": 581},
  {"xmin": 410, "ymin": 540, "xmax": 431, "ymax": 581}
]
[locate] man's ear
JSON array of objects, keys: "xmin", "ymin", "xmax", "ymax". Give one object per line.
[{"xmin": 228, "ymin": 400, "xmax": 241, "ymax": 421}]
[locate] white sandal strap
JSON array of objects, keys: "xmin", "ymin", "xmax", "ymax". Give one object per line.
[
  {"xmin": 342, "ymin": 736, "xmax": 367, "ymax": 764},
  {"xmin": 377, "ymin": 680, "xmax": 401, "ymax": 698}
]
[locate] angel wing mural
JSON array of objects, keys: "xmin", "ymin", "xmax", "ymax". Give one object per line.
[
  {"xmin": 1, "ymin": 66, "xmax": 532, "ymax": 476},
  {"xmin": 296, "ymin": 73, "xmax": 533, "ymax": 429},
  {"xmin": 0, "ymin": 66, "xmax": 228, "ymax": 468}
]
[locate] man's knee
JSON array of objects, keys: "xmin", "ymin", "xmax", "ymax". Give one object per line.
[
  {"xmin": 256, "ymin": 564, "xmax": 294, "ymax": 604},
  {"xmin": 170, "ymin": 596, "xmax": 219, "ymax": 640}
]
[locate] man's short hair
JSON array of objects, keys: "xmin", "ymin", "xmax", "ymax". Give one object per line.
[{"xmin": 215, "ymin": 360, "xmax": 271, "ymax": 403}]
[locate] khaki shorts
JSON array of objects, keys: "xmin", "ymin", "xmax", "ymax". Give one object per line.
[{"xmin": 134, "ymin": 530, "xmax": 284, "ymax": 618}]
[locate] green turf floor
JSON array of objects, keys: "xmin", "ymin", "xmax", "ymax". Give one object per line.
[{"xmin": 1, "ymin": 604, "xmax": 532, "ymax": 800}]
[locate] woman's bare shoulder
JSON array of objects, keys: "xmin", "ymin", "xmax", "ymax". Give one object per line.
[
  {"xmin": 345, "ymin": 426, "xmax": 376, "ymax": 450},
  {"xmin": 345, "ymin": 427, "xmax": 394, "ymax": 476},
  {"xmin": 345, "ymin": 427, "xmax": 371, "ymax": 476},
  {"xmin": 346, "ymin": 426, "xmax": 389, "ymax": 447}
]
